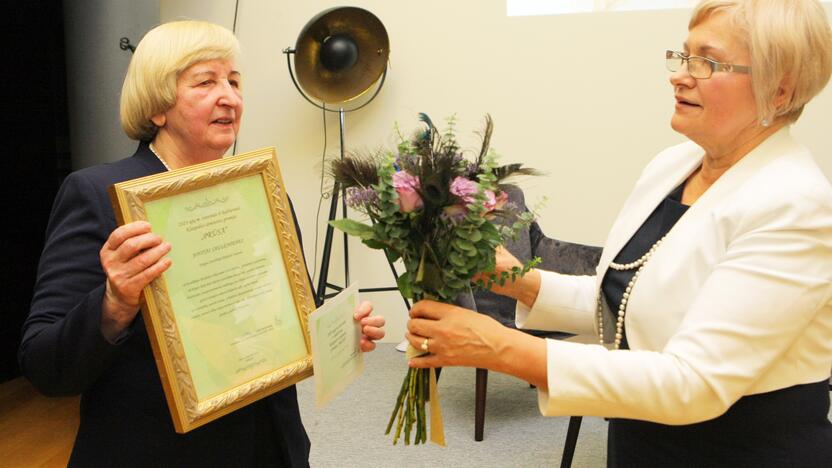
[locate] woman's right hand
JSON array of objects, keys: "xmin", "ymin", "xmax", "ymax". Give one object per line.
[
  {"xmin": 99, "ymin": 221, "xmax": 171, "ymax": 342},
  {"xmin": 474, "ymin": 246, "xmax": 541, "ymax": 308}
]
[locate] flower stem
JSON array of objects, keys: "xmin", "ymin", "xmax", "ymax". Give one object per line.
[
  {"xmin": 414, "ymin": 368, "xmax": 422, "ymax": 444},
  {"xmin": 405, "ymin": 366, "xmax": 417, "ymax": 444},
  {"xmin": 417, "ymin": 368, "xmax": 427, "ymax": 444},
  {"xmin": 393, "ymin": 375, "xmax": 407, "ymax": 444},
  {"xmin": 386, "ymin": 367, "xmax": 411, "ymax": 436}
]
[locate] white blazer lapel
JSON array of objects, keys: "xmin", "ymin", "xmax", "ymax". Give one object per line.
[
  {"xmin": 589, "ymin": 143, "xmax": 702, "ymax": 341},
  {"xmin": 596, "ymin": 143, "xmax": 704, "ymax": 282}
]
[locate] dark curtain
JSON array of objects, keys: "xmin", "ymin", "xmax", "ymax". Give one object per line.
[{"xmin": 0, "ymin": 0, "xmax": 71, "ymax": 383}]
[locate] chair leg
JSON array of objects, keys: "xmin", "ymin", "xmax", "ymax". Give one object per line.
[
  {"xmin": 475, "ymin": 368, "xmax": 488, "ymax": 441},
  {"xmin": 560, "ymin": 416, "xmax": 582, "ymax": 468}
]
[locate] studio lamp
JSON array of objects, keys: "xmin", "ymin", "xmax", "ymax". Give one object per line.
[{"xmin": 284, "ymin": 7, "xmax": 404, "ymax": 308}]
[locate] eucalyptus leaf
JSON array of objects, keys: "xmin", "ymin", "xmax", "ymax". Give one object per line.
[
  {"xmin": 448, "ymin": 253, "xmax": 466, "ymax": 267},
  {"xmin": 397, "ymin": 274, "xmax": 413, "ymax": 298},
  {"xmin": 452, "ymin": 238, "xmax": 476, "ymax": 252},
  {"xmin": 363, "ymin": 239, "xmax": 387, "ymax": 250},
  {"xmin": 329, "ymin": 219, "xmax": 375, "ymax": 240}
]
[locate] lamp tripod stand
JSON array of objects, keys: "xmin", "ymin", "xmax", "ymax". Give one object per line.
[{"xmin": 283, "ymin": 7, "xmax": 409, "ymax": 309}]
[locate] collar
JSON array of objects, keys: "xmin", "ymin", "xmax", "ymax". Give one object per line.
[{"xmin": 135, "ymin": 140, "xmax": 167, "ymax": 174}]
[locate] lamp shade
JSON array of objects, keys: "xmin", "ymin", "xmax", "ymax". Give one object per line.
[{"xmin": 293, "ymin": 7, "xmax": 389, "ymax": 104}]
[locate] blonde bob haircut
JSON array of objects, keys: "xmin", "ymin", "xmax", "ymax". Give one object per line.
[
  {"xmin": 690, "ymin": 0, "xmax": 832, "ymax": 124},
  {"xmin": 120, "ymin": 20, "xmax": 240, "ymax": 141}
]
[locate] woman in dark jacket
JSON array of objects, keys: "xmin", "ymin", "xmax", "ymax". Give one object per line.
[{"xmin": 19, "ymin": 20, "xmax": 385, "ymax": 467}]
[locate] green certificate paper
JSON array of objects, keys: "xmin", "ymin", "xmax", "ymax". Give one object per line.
[
  {"xmin": 309, "ymin": 283, "xmax": 365, "ymax": 407},
  {"xmin": 145, "ymin": 174, "xmax": 308, "ymax": 401}
]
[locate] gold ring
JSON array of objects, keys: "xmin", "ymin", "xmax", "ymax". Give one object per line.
[{"xmin": 421, "ymin": 338, "xmax": 429, "ymax": 352}]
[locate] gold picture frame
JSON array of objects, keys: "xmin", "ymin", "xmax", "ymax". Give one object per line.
[{"xmin": 109, "ymin": 147, "xmax": 315, "ymax": 433}]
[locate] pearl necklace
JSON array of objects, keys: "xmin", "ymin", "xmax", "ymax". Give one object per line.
[
  {"xmin": 597, "ymin": 235, "xmax": 666, "ymax": 349},
  {"xmin": 148, "ymin": 143, "xmax": 171, "ymax": 171}
]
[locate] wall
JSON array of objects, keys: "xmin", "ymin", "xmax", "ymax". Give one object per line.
[
  {"xmin": 162, "ymin": 0, "xmax": 832, "ymax": 341},
  {"xmin": 64, "ymin": 0, "xmax": 159, "ymax": 168}
]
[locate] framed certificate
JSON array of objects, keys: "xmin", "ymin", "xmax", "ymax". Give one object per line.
[{"xmin": 109, "ymin": 147, "xmax": 315, "ymax": 433}]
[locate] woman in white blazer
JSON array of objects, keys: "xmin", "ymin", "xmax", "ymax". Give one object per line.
[{"xmin": 405, "ymin": 1, "xmax": 832, "ymax": 465}]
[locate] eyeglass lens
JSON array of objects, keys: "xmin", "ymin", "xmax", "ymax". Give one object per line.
[{"xmin": 666, "ymin": 52, "xmax": 711, "ymax": 79}]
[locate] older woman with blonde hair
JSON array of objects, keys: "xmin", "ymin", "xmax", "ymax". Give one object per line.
[
  {"xmin": 19, "ymin": 20, "xmax": 384, "ymax": 467},
  {"xmin": 406, "ymin": 0, "xmax": 832, "ymax": 465}
]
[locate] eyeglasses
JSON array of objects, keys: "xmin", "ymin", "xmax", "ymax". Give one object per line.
[{"xmin": 665, "ymin": 50, "xmax": 751, "ymax": 79}]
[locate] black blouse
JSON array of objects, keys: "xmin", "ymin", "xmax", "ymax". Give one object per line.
[{"xmin": 602, "ymin": 183, "xmax": 688, "ymax": 350}]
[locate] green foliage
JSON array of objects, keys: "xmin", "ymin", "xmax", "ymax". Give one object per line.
[
  {"xmin": 328, "ymin": 115, "xmax": 539, "ymax": 302},
  {"xmin": 328, "ymin": 219, "xmax": 374, "ymax": 240}
]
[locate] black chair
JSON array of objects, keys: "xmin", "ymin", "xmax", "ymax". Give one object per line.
[{"xmin": 462, "ymin": 185, "xmax": 602, "ymax": 467}]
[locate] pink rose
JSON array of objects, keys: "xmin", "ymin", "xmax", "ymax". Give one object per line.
[
  {"xmin": 483, "ymin": 190, "xmax": 498, "ymax": 211},
  {"xmin": 494, "ymin": 190, "xmax": 509, "ymax": 211},
  {"xmin": 392, "ymin": 171, "xmax": 423, "ymax": 213},
  {"xmin": 450, "ymin": 176, "xmax": 478, "ymax": 205}
]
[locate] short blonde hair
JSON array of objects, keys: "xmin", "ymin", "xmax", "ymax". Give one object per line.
[
  {"xmin": 690, "ymin": 0, "xmax": 832, "ymax": 124},
  {"xmin": 120, "ymin": 21, "xmax": 240, "ymax": 141}
]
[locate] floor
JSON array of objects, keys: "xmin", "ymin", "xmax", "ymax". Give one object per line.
[
  {"xmin": 2, "ymin": 360, "xmax": 829, "ymax": 467},
  {"xmin": 0, "ymin": 377, "xmax": 78, "ymax": 467}
]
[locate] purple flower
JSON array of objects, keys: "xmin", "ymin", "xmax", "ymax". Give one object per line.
[
  {"xmin": 449, "ymin": 176, "xmax": 478, "ymax": 205},
  {"xmin": 464, "ymin": 162, "xmax": 480, "ymax": 178},
  {"xmin": 345, "ymin": 186, "xmax": 379, "ymax": 209},
  {"xmin": 392, "ymin": 171, "xmax": 423, "ymax": 213}
]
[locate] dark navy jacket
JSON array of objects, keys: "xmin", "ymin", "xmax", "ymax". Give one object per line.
[{"xmin": 20, "ymin": 142, "xmax": 310, "ymax": 467}]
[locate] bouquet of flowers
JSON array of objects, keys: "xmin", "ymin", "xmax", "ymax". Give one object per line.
[{"xmin": 330, "ymin": 114, "xmax": 540, "ymax": 445}]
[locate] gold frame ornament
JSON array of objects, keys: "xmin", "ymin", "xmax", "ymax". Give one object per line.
[{"xmin": 109, "ymin": 147, "xmax": 315, "ymax": 433}]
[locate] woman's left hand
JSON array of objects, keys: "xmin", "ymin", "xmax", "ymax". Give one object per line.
[
  {"xmin": 354, "ymin": 300, "xmax": 385, "ymax": 352},
  {"xmin": 405, "ymin": 300, "xmax": 509, "ymax": 370},
  {"xmin": 406, "ymin": 300, "xmax": 549, "ymax": 388}
]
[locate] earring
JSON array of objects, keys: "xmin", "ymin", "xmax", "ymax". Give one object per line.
[{"xmin": 761, "ymin": 118, "xmax": 770, "ymax": 127}]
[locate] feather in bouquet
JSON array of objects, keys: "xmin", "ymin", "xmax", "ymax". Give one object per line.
[{"xmin": 330, "ymin": 114, "xmax": 540, "ymax": 445}]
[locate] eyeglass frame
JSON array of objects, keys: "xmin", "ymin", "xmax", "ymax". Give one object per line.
[{"xmin": 665, "ymin": 50, "xmax": 751, "ymax": 79}]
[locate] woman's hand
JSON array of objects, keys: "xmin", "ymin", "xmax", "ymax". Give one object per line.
[
  {"xmin": 354, "ymin": 300, "xmax": 385, "ymax": 352},
  {"xmin": 405, "ymin": 300, "xmax": 511, "ymax": 370},
  {"xmin": 406, "ymin": 299, "xmax": 549, "ymax": 388},
  {"xmin": 474, "ymin": 246, "xmax": 542, "ymax": 308},
  {"xmin": 99, "ymin": 221, "xmax": 171, "ymax": 342}
]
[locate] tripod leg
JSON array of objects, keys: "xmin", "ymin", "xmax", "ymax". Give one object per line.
[
  {"xmin": 384, "ymin": 254, "xmax": 411, "ymax": 310},
  {"xmin": 342, "ymin": 183, "xmax": 350, "ymax": 286},
  {"xmin": 316, "ymin": 182, "xmax": 340, "ymax": 307}
]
